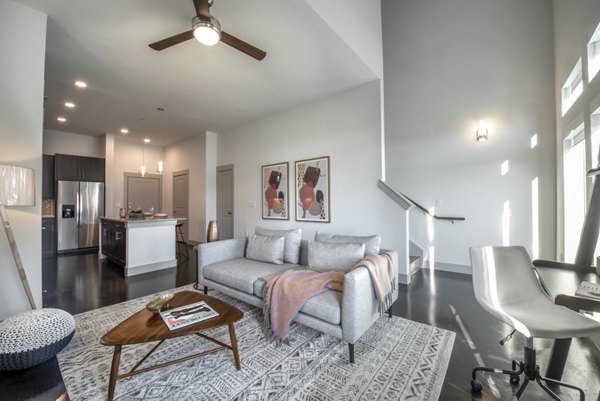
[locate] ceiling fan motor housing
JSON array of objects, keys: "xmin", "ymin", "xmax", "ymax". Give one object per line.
[{"xmin": 192, "ymin": 15, "xmax": 221, "ymax": 46}]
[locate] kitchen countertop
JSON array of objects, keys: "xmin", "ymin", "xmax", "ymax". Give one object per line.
[{"xmin": 100, "ymin": 216, "xmax": 184, "ymax": 224}]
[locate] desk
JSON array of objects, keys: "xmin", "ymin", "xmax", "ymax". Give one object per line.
[{"xmin": 535, "ymin": 266, "xmax": 600, "ymax": 380}]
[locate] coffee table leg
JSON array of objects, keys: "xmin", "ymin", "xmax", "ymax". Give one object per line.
[
  {"xmin": 107, "ymin": 345, "xmax": 122, "ymax": 401},
  {"xmin": 228, "ymin": 322, "xmax": 241, "ymax": 370}
]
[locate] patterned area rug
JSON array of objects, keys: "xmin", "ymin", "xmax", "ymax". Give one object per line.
[{"xmin": 57, "ymin": 286, "xmax": 455, "ymax": 401}]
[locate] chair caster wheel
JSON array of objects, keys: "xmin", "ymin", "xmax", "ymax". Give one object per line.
[
  {"xmin": 510, "ymin": 374, "xmax": 520, "ymax": 384},
  {"xmin": 471, "ymin": 379, "xmax": 483, "ymax": 393}
]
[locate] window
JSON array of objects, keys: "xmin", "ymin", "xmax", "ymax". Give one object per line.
[
  {"xmin": 592, "ymin": 106, "xmax": 600, "ymax": 165},
  {"xmin": 563, "ymin": 122, "xmax": 586, "ymax": 262},
  {"xmin": 561, "ymin": 59, "xmax": 583, "ymax": 116},
  {"xmin": 588, "ymin": 21, "xmax": 600, "ymax": 82}
]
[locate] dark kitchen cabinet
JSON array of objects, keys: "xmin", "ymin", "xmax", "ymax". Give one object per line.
[
  {"xmin": 42, "ymin": 154, "xmax": 55, "ymax": 199},
  {"xmin": 80, "ymin": 156, "xmax": 105, "ymax": 182},
  {"xmin": 54, "ymin": 154, "xmax": 80, "ymax": 181},
  {"xmin": 102, "ymin": 220, "xmax": 126, "ymax": 267},
  {"xmin": 55, "ymin": 154, "xmax": 105, "ymax": 182},
  {"xmin": 42, "ymin": 218, "xmax": 56, "ymax": 258}
]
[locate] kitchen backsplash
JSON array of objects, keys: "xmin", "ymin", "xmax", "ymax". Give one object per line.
[{"xmin": 42, "ymin": 199, "xmax": 55, "ymax": 217}]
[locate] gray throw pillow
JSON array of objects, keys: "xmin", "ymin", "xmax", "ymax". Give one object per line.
[
  {"xmin": 308, "ymin": 241, "xmax": 365, "ymax": 272},
  {"xmin": 315, "ymin": 231, "xmax": 381, "ymax": 256},
  {"xmin": 255, "ymin": 227, "xmax": 302, "ymax": 264},
  {"xmin": 246, "ymin": 234, "xmax": 285, "ymax": 265}
]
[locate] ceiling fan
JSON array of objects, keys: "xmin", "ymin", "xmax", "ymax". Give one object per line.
[{"xmin": 149, "ymin": 0, "xmax": 266, "ymax": 61}]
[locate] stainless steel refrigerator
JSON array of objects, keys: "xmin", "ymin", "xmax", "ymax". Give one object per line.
[{"xmin": 57, "ymin": 180, "xmax": 105, "ymax": 253}]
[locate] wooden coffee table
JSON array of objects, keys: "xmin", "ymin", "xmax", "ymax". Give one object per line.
[{"xmin": 100, "ymin": 291, "xmax": 243, "ymax": 401}]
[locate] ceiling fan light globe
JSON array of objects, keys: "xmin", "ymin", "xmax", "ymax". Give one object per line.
[{"xmin": 192, "ymin": 16, "xmax": 221, "ymax": 46}]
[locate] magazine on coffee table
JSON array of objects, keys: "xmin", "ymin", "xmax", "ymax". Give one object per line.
[
  {"xmin": 575, "ymin": 281, "xmax": 600, "ymax": 300},
  {"xmin": 160, "ymin": 301, "xmax": 219, "ymax": 330}
]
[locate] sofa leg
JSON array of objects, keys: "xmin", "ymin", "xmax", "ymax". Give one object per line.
[
  {"xmin": 387, "ymin": 306, "xmax": 392, "ymax": 318},
  {"xmin": 203, "ymin": 286, "xmax": 208, "ymax": 295},
  {"xmin": 349, "ymin": 343, "xmax": 355, "ymax": 363}
]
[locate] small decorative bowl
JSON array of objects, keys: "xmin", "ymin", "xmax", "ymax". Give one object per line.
[{"xmin": 146, "ymin": 293, "xmax": 175, "ymax": 312}]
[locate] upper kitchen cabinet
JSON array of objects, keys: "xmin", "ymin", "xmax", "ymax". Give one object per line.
[
  {"xmin": 80, "ymin": 156, "xmax": 105, "ymax": 182},
  {"xmin": 55, "ymin": 154, "xmax": 105, "ymax": 182},
  {"xmin": 42, "ymin": 154, "xmax": 55, "ymax": 198},
  {"xmin": 54, "ymin": 154, "xmax": 80, "ymax": 181}
]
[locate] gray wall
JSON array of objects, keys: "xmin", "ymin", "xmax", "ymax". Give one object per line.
[
  {"xmin": 0, "ymin": 1, "xmax": 47, "ymax": 319},
  {"xmin": 553, "ymin": 0, "xmax": 600, "ymax": 260},
  {"xmin": 382, "ymin": 0, "xmax": 557, "ymax": 267},
  {"xmin": 218, "ymin": 81, "xmax": 408, "ymax": 264}
]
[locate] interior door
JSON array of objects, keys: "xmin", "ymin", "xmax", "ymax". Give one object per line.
[
  {"xmin": 126, "ymin": 174, "xmax": 162, "ymax": 213},
  {"xmin": 217, "ymin": 165, "xmax": 234, "ymax": 240},
  {"xmin": 173, "ymin": 170, "xmax": 189, "ymax": 243}
]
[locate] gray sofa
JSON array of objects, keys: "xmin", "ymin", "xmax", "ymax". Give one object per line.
[{"xmin": 196, "ymin": 238, "xmax": 398, "ymax": 362}]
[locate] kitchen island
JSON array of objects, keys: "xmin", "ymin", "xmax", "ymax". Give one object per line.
[{"xmin": 99, "ymin": 217, "xmax": 181, "ymax": 276}]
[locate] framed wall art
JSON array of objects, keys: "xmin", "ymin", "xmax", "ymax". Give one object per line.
[
  {"xmin": 295, "ymin": 156, "xmax": 330, "ymax": 223},
  {"xmin": 262, "ymin": 162, "xmax": 289, "ymax": 220}
]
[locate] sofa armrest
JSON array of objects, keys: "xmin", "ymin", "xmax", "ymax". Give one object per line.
[
  {"xmin": 341, "ymin": 266, "xmax": 378, "ymax": 343},
  {"xmin": 197, "ymin": 239, "xmax": 246, "ymax": 282},
  {"xmin": 341, "ymin": 250, "xmax": 399, "ymax": 344}
]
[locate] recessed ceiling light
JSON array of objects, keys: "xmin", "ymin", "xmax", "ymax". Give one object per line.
[
  {"xmin": 74, "ymin": 80, "xmax": 87, "ymax": 88},
  {"xmin": 144, "ymin": 138, "xmax": 151, "ymax": 143},
  {"xmin": 57, "ymin": 117, "xmax": 67, "ymax": 122},
  {"xmin": 121, "ymin": 128, "xmax": 129, "ymax": 134},
  {"xmin": 64, "ymin": 102, "xmax": 75, "ymax": 108}
]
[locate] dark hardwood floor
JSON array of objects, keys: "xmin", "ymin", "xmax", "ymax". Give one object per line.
[{"xmin": 1, "ymin": 254, "xmax": 599, "ymax": 401}]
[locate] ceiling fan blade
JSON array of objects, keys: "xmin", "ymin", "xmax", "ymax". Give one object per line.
[
  {"xmin": 220, "ymin": 31, "xmax": 266, "ymax": 61},
  {"xmin": 193, "ymin": 0, "xmax": 211, "ymax": 18},
  {"xmin": 149, "ymin": 30, "xmax": 195, "ymax": 51}
]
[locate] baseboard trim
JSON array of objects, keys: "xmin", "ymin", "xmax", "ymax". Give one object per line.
[
  {"xmin": 125, "ymin": 259, "xmax": 177, "ymax": 277},
  {"xmin": 434, "ymin": 261, "xmax": 471, "ymax": 275},
  {"xmin": 398, "ymin": 273, "xmax": 412, "ymax": 285},
  {"xmin": 408, "ymin": 261, "xmax": 471, "ymax": 276}
]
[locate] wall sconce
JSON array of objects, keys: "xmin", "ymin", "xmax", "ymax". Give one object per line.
[
  {"xmin": 157, "ymin": 160, "xmax": 164, "ymax": 174},
  {"xmin": 476, "ymin": 120, "xmax": 489, "ymax": 143}
]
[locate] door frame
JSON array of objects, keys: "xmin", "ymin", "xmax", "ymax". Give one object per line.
[
  {"xmin": 217, "ymin": 164, "xmax": 234, "ymax": 239},
  {"xmin": 172, "ymin": 169, "xmax": 190, "ymax": 243},
  {"xmin": 124, "ymin": 172, "xmax": 163, "ymax": 211}
]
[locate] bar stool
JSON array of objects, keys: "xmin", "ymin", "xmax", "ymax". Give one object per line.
[{"xmin": 175, "ymin": 222, "xmax": 189, "ymax": 263}]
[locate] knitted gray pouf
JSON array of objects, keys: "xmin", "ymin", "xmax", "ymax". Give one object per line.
[{"xmin": 0, "ymin": 308, "xmax": 75, "ymax": 370}]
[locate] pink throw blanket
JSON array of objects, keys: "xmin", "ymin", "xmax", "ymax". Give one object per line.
[
  {"xmin": 352, "ymin": 252, "xmax": 398, "ymax": 309},
  {"xmin": 263, "ymin": 252, "xmax": 396, "ymax": 341},
  {"xmin": 263, "ymin": 270, "xmax": 344, "ymax": 341}
]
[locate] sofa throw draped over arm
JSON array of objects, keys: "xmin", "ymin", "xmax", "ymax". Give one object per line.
[
  {"xmin": 262, "ymin": 269, "xmax": 344, "ymax": 342},
  {"xmin": 263, "ymin": 251, "xmax": 397, "ymax": 342}
]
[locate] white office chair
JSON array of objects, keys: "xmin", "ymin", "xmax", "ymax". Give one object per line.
[{"xmin": 469, "ymin": 246, "xmax": 600, "ymax": 401}]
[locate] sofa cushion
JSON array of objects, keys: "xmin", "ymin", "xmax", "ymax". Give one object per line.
[
  {"xmin": 256, "ymin": 227, "xmax": 302, "ymax": 264},
  {"xmin": 315, "ymin": 232, "xmax": 381, "ymax": 256},
  {"xmin": 301, "ymin": 290, "xmax": 342, "ymax": 325},
  {"xmin": 252, "ymin": 265, "xmax": 304, "ymax": 297},
  {"xmin": 252, "ymin": 279, "xmax": 342, "ymax": 325},
  {"xmin": 203, "ymin": 258, "xmax": 291, "ymax": 294},
  {"xmin": 246, "ymin": 234, "xmax": 285, "ymax": 265},
  {"xmin": 308, "ymin": 241, "xmax": 365, "ymax": 272}
]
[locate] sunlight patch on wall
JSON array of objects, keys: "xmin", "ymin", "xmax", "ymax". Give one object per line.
[
  {"xmin": 502, "ymin": 201, "xmax": 511, "ymax": 246},
  {"xmin": 501, "ymin": 160, "xmax": 509, "ymax": 176},
  {"xmin": 531, "ymin": 177, "xmax": 539, "ymax": 259},
  {"xmin": 530, "ymin": 134, "xmax": 538, "ymax": 149}
]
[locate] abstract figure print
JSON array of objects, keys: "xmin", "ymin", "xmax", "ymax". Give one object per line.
[
  {"xmin": 295, "ymin": 156, "xmax": 330, "ymax": 223},
  {"xmin": 262, "ymin": 162, "xmax": 289, "ymax": 220}
]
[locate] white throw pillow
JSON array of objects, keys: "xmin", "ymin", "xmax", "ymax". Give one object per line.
[
  {"xmin": 315, "ymin": 232, "xmax": 381, "ymax": 256},
  {"xmin": 308, "ymin": 241, "xmax": 365, "ymax": 272},
  {"xmin": 246, "ymin": 234, "xmax": 285, "ymax": 265},
  {"xmin": 255, "ymin": 227, "xmax": 302, "ymax": 264}
]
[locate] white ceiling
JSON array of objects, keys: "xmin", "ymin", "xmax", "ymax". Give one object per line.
[{"xmin": 15, "ymin": 0, "xmax": 377, "ymax": 146}]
